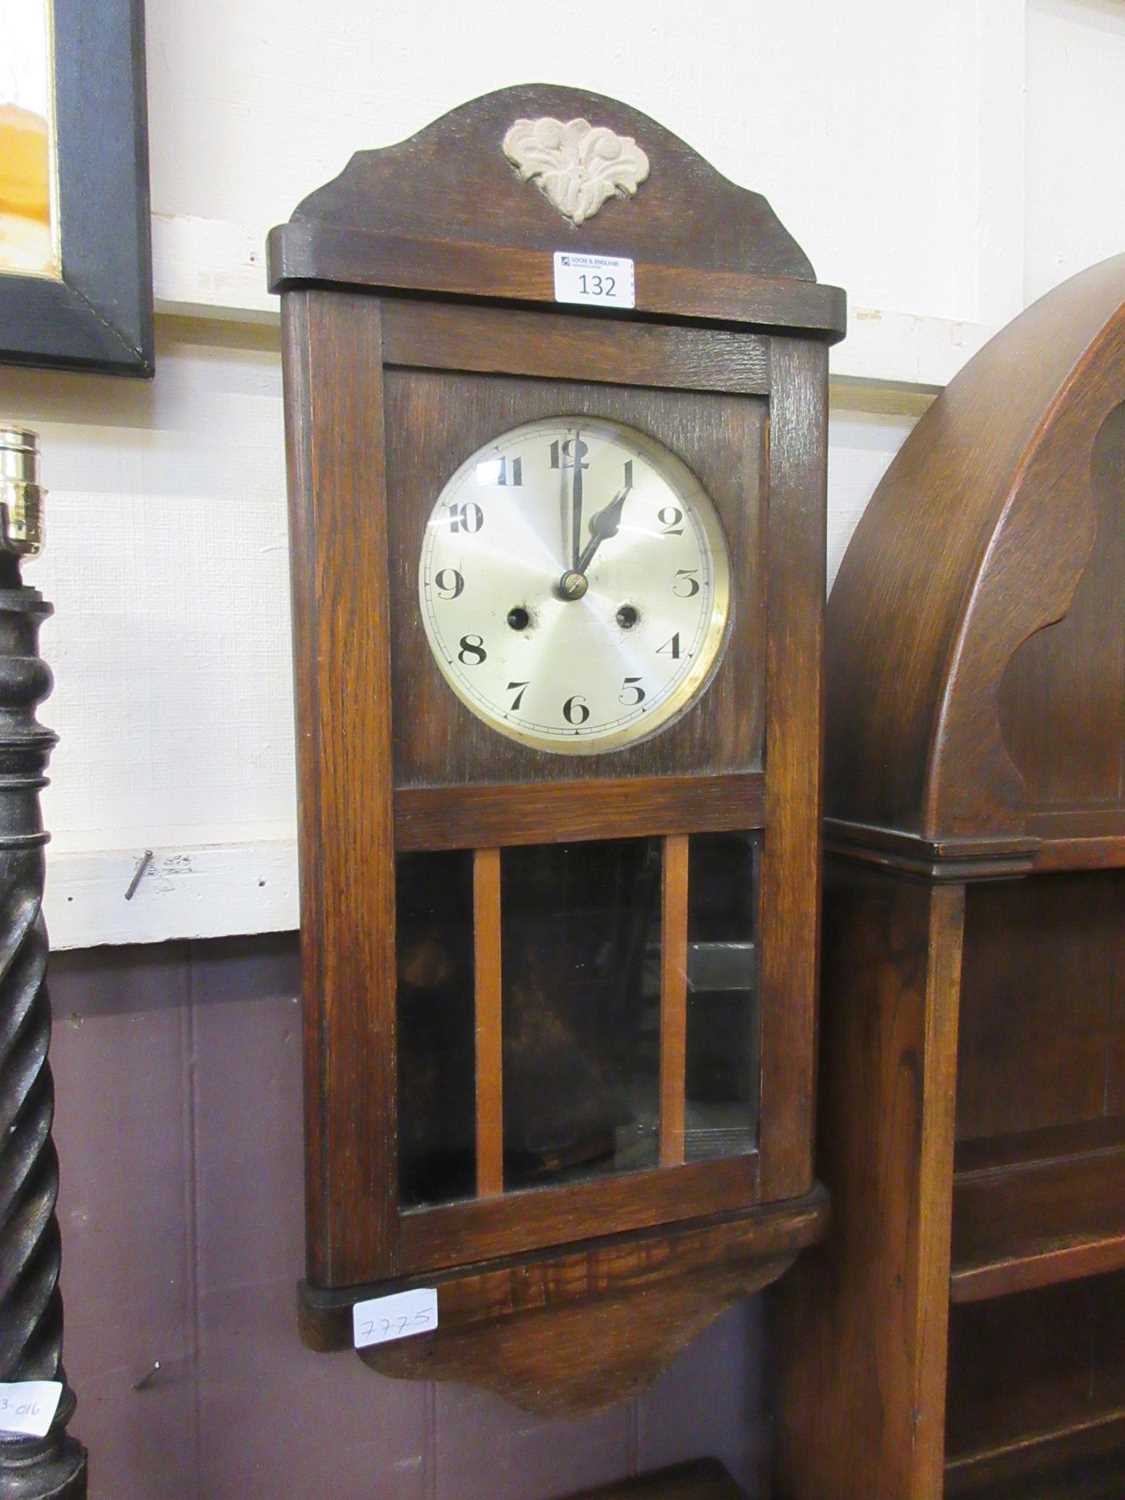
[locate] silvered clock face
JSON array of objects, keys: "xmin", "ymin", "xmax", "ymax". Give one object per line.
[{"xmin": 418, "ymin": 416, "xmax": 731, "ymax": 755}]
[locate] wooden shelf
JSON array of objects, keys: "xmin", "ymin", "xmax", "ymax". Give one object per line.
[
  {"xmin": 951, "ymin": 1119, "xmax": 1125, "ymax": 1303},
  {"xmin": 945, "ymin": 1408, "xmax": 1125, "ymax": 1496},
  {"xmin": 945, "ymin": 1270, "xmax": 1125, "ymax": 1495},
  {"xmin": 1028, "ymin": 813, "xmax": 1125, "ymax": 873}
]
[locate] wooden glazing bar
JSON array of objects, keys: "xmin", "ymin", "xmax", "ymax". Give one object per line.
[
  {"xmin": 659, "ymin": 834, "xmax": 690, "ymax": 1167},
  {"xmin": 395, "ymin": 771, "xmax": 765, "ymax": 852},
  {"xmin": 473, "ymin": 847, "xmax": 504, "ymax": 1198}
]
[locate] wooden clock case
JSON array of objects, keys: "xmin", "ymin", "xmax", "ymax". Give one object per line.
[
  {"xmin": 774, "ymin": 255, "xmax": 1125, "ymax": 1497},
  {"xmin": 269, "ymin": 84, "xmax": 844, "ymax": 1414}
]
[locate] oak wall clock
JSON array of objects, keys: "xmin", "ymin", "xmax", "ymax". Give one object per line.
[{"xmin": 269, "ymin": 84, "xmax": 845, "ymax": 1414}]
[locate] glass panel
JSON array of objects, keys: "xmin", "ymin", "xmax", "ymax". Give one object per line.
[
  {"xmin": 396, "ymin": 849, "xmax": 476, "ymax": 1207},
  {"xmin": 501, "ymin": 838, "xmax": 662, "ymax": 1190},
  {"xmin": 684, "ymin": 831, "xmax": 761, "ymax": 1160}
]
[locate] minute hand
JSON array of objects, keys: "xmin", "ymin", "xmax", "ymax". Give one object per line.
[{"xmin": 576, "ymin": 487, "xmax": 630, "ymax": 575}]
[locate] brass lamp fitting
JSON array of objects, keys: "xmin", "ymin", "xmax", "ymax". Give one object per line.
[{"xmin": 0, "ymin": 425, "xmax": 44, "ymax": 557}]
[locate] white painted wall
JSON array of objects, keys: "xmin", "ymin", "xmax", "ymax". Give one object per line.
[
  {"xmin": 145, "ymin": 0, "xmax": 1031, "ymax": 384},
  {"xmin": 1025, "ymin": 0, "xmax": 1125, "ymax": 302},
  {"xmin": 0, "ymin": 0, "xmax": 1119, "ymax": 947}
]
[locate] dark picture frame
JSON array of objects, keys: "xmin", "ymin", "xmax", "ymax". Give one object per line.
[{"xmin": 0, "ymin": 0, "xmax": 153, "ymax": 377}]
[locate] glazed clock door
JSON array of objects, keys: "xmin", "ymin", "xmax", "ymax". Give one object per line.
[{"xmin": 374, "ymin": 311, "xmax": 776, "ymax": 1277}]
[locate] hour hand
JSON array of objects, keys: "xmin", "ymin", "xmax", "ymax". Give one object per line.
[{"xmin": 576, "ymin": 487, "xmax": 630, "ymax": 575}]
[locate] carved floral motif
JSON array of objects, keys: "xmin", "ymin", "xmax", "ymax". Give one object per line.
[{"xmin": 502, "ymin": 116, "xmax": 649, "ymax": 225}]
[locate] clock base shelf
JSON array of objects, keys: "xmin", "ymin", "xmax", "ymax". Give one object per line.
[{"xmin": 298, "ymin": 1184, "xmax": 827, "ymax": 1415}]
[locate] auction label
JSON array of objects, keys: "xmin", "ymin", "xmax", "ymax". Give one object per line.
[
  {"xmin": 353, "ymin": 1287, "xmax": 438, "ymax": 1349},
  {"xmin": 553, "ymin": 252, "xmax": 636, "ymax": 309},
  {"xmin": 0, "ymin": 1381, "xmax": 62, "ymax": 1439}
]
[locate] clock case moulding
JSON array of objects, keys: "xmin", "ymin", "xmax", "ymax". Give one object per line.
[{"xmin": 268, "ymin": 83, "xmax": 845, "ymax": 1416}]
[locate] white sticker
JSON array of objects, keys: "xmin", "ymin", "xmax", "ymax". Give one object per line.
[
  {"xmin": 553, "ymin": 252, "xmax": 635, "ymax": 309},
  {"xmin": 0, "ymin": 1381, "xmax": 62, "ymax": 1439},
  {"xmin": 353, "ymin": 1287, "xmax": 438, "ymax": 1350}
]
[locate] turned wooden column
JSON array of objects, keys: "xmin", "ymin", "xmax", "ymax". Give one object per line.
[{"xmin": 0, "ymin": 428, "xmax": 85, "ymax": 1499}]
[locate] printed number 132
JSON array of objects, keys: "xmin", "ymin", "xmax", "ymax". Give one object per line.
[{"xmin": 579, "ymin": 273, "xmax": 616, "ymax": 296}]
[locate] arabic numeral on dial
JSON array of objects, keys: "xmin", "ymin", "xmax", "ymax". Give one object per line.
[
  {"xmin": 447, "ymin": 501, "xmax": 483, "ymax": 533},
  {"xmin": 549, "ymin": 437, "xmax": 589, "ymax": 470},
  {"xmin": 497, "ymin": 456, "xmax": 522, "ymax": 486},
  {"xmin": 619, "ymin": 676, "xmax": 645, "ymax": 707},
  {"xmin": 656, "ymin": 632, "xmax": 682, "ymax": 659},
  {"xmin": 657, "ymin": 505, "xmax": 684, "ymax": 535},
  {"xmin": 562, "ymin": 694, "xmax": 590, "ymax": 726},
  {"xmin": 672, "ymin": 568, "xmax": 700, "ymax": 597},
  {"xmin": 458, "ymin": 634, "xmax": 487, "ymax": 664},
  {"xmin": 506, "ymin": 680, "xmax": 530, "ymax": 711},
  {"xmin": 434, "ymin": 568, "xmax": 464, "ymax": 599}
]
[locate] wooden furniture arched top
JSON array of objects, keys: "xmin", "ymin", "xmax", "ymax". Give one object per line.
[{"xmin": 826, "ymin": 253, "xmax": 1125, "ymax": 875}]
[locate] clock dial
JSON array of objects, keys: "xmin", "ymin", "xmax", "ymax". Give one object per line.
[{"xmin": 418, "ymin": 417, "xmax": 731, "ymax": 754}]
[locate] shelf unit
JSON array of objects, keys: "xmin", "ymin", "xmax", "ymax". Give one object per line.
[{"xmin": 772, "ymin": 254, "xmax": 1125, "ymax": 1499}]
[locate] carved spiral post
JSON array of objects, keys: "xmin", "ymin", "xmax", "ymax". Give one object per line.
[{"xmin": 0, "ymin": 430, "xmax": 85, "ymax": 1499}]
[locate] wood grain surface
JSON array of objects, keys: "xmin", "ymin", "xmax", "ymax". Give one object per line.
[
  {"xmin": 282, "ymin": 288, "xmax": 401, "ymax": 1285},
  {"xmin": 400, "ymin": 1152, "xmax": 761, "ymax": 1274},
  {"xmin": 945, "ymin": 1272, "xmax": 1125, "ymax": 1493},
  {"xmin": 773, "ymin": 864, "xmax": 963, "ymax": 1500},
  {"xmin": 300, "ymin": 1185, "xmax": 827, "ymax": 1414},
  {"xmin": 281, "ymin": 83, "xmax": 819, "ymax": 280},
  {"xmin": 999, "ymin": 397, "xmax": 1125, "ymax": 819},
  {"xmin": 956, "ymin": 872, "xmax": 1124, "ymax": 1142},
  {"xmin": 394, "ymin": 772, "xmax": 766, "ymax": 852},
  {"xmin": 270, "ymin": 222, "xmax": 846, "ymax": 336},
  {"xmin": 659, "ymin": 834, "xmax": 689, "ymax": 1168},
  {"xmin": 757, "ymin": 336, "xmax": 827, "ymax": 1201},
  {"xmin": 381, "ymin": 299, "xmax": 771, "ymax": 396},
  {"xmin": 951, "ymin": 1127, "xmax": 1125, "ymax": 1303}
]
